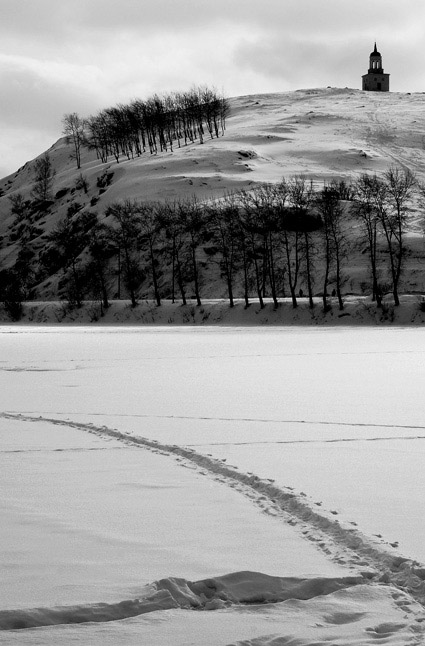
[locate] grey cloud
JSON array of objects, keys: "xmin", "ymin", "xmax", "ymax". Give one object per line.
[
  {"xmin": 2, "ymin": 0, "xmax": 420, "ymax": 45},
  {"xmin": 1, "ymin": 1, "xmax": 423, "ymax": 90},
  {"xmin": 233, "ymin": 37, "xmax": 362, "ymax": 89},
  {"xmin": 0, "ymin": 66, "xmax": 103, "ymax": 129}
]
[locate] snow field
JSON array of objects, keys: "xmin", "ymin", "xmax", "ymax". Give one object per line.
[
  {"xmin": 1, "ymin": 417, "xmax": 346, "ymax": 611},
  {"xmin": 2, "ymin": 326, "xmax": 425, "ymax": 644}
]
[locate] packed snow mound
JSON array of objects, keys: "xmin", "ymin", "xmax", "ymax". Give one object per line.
[
  {"xmin": 155, "ymin": 571, "xmax": 362, "ymax": 606},
  {"xmin": 0, "ymin": 571, "xmax": 362, "ymax": 630}
]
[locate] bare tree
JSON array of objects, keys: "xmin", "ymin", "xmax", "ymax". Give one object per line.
[
  {"xmin": 178, "ymin": 197, "xmax": 205, "ymax": 306},
  {"xmin": 383, "ymin": 166, "xmax": 416, "ymax": 305},
  {"xmin": 244, "ymin": 184, "xmax": 281, "ymax": 308},
  {"xmin": 208, "ymin": 194, "xmax": 241, "ymax": 307},
  {"xmin": 275, "ymin": 180, "xmax": 300, "ymax": 308},
  {"xmin": 47, "ymin": 211, "xmax": 96, "ymax": 307},
  {"xmin": 86, "ymin": 112, "xmax": 110, "ymax": 163},
  {"xmin": 106, "ymin": 200, "xmax": 142, "ymax": 307},
  {"xmin": 32, "ymin": 153, "xmax": 55, "ymax": 205},
  {"xmin": 9, "ymin": 193, "xmax": 31, "ymax": 224},
  {"xmin": 87, "ymin": 219, "xmax": 115, "ymax": 310},
  {"xmin": 135, "ymin": 201, "xmax": 163, "ymax": 306},
  {"xmin": 62, "ymin": 113, "xmax": 85, "ymax": 169},
  {"xmin": 316, "ymin": 184, "xmax": 348, "ymax": 311},
  {"xmin": 353, "ymin": 174, "xmax": 383, "ymax": 307},
  {"xmin": 9, "ymin": 193, "xmax": 37, "ymax": 297},
  {"xmin": 288, "ymin": 176, "xmax": 316, "ymax": 309},
  {"xmin": 237, "ymin": 189, "xmax": 266, "ymax": 309},
  {"xmin": 156, "ymin": 202, "xmax": 188, "ymax": 304}
]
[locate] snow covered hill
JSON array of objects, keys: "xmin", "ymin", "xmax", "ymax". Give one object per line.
[{"xmin": 1, "ymin": 87, "xmax": 425, "ymax": 305}]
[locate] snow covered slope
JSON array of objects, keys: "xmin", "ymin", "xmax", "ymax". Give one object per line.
[{"xmin": 3, "ymin": 88, "xmax": 425, "ymax": 205}]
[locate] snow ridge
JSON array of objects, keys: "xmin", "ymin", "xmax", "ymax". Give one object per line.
[
  {"xmin": 3, "ymin": 412, "xmax": 425, "ymax": 609},
  {"xmin": 0, "ymin": 571, "xmax": 362, "ymax": 630}
]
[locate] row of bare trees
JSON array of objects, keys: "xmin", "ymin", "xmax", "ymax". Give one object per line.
[
  {"xmin": 41, "ymin": 167, "xmax": 415, "ymax": 312},
  {"xmin": 2, "ymin": 167, "xmax": 418, "ymax": 317},
  {"xmin": 63, "ymin": 86, "xmax": 229, "ymax": 168}
]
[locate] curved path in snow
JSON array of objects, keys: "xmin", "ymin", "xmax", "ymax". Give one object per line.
[{"xmin": 3, "ymin": 411, "xmax": 425, "ymax": 616}]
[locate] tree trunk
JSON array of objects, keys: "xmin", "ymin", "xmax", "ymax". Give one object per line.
[
  {"xmin": 268, "ymin": 232, "xmax": 278, "ymax": 309},
  {"xmin": 335, "ymin": 251, "xmax": 344, "ymax": 310},
  {"xmin": 221, "ymin": 243, "xmax": 234, "ymax": 307},
  {"xmin": 149, "ymin": 238, "xmax": 161, "ymax": 306},
  {"xmin": 191, "ymin": 245, "xmax": 201, "ymax": 306},
  {"xmin": 123, "ymin": 246, "xmax": 137, "ymax": 307},
  {"xmin": 253, "ymin": 255, "xmax": 264, "ymax": 309},
  {"xmin": 241, "ymin": 245, "xmax": 249, "ymax": 308},
  {"xmin": 304, "ymin": 232, "xmax": 314, "ymax": 309},
  {"xmin": 283, "ymin": 232, "xmax": 297, "ymax": 309},
  {"xmin": 175, "ymin": 248, "xmax": 186, "ymax": 305},
  {"xmin": 322, "ymin": 234, "xmax": 330, "ymax": 311},
  {"xmin": 171, "ymin": 235, "xmax": 176, "ymax": 304}
]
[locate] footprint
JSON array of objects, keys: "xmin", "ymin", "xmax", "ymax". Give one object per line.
[{"xmin": 366, "ymin": 622, "xmax": 407, "ymax": 635}]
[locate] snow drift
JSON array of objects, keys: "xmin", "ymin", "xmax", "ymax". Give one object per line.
[{"xmin": 0, "ymin": 571, "xmax": 362, "ymax": 630}]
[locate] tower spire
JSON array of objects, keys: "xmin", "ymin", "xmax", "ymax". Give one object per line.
[{"xmin": 362, "ymin": 43, "xmax": 390, "ymax": 91}]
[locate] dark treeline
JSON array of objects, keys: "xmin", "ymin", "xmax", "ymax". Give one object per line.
[
  {"xmin": 1, "ymin": 167, "xmax": 420, "ymax": 319},
  {"xmin": 63, "ymin": 86, "xmax": 229, "ymax": 167}
]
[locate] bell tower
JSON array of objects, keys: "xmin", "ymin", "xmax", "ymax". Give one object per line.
[{"xmin": 362, "ymin": 43, "xmax": 390, "ymax": 92}]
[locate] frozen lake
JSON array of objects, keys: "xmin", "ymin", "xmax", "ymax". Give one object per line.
[{"xmin": 1, "ymin": 325, "xmax": 425, "ymax": 644}]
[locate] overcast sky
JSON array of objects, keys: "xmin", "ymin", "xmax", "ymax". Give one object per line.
[{"xmin": 1, "ymin": 0, "xmax": 425, "ymax": 178}]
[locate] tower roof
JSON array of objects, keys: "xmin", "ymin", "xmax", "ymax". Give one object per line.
[{"xmin": 371, "ymin": 42, "xmax": 381, "ymax": 57}]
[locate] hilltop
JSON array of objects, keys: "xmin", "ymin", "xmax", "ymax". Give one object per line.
[
  {"xmin": 4, "ymin": 87, "xmax": 425, "ymax": 201},
  {"xmin": 1, "ymin": 87, "xmax": 425, "ymax": 313}
]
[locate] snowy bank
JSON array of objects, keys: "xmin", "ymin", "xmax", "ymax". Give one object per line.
[{"xmin": 2, "ymin": 295, "xmax": 425, "ymax": 326}]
